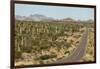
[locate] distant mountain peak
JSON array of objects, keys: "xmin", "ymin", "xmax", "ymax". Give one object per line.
[
  {"xmin": 63, "ymin": 17, "xmax": 74, "ymax": 21},
  {"xmin": 15, "ymin": 14, "xmax": 55, "ymax": 22},
  {"xmin": 30, "ymin": 14, "xmax": 46, "ymax": 18}
]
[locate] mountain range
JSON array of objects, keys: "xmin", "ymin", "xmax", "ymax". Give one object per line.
[
  {"xmin": 15, "ymin": 14, "xmax": 94, "ymax": 23},
  {"xmin": 15, "ymin": 14, "xmax": 55, "ymax": 22}
]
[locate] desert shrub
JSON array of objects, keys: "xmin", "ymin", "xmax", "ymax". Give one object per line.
[
  {"xmin": 15, "ymin": 51, "xmax": 22, "ymax": 59},
  {"xmin": 70, "ymin": 39, "xmax": 74, "ymax": 43},
  {"xmin": 39, "ymin": 55, "xmax": 51, "ymax": 60},
  {"xmin": 66, "ymin": 42, "xmax": 71, "ymax": 48},
  {"xmin": 39, "ymin": 46, "xmax": 49, "ymax": 50},
  {"xmin": 76, "ymin": 41, "xmax": 79, "ymax": 44},
  {"xmin": 21, "ymin": 46, "xmax": 32, "ymax": 53},
  {"xmin": 64, "ymin": 51, "xmax": 70, "ymax": 54},
  {"xmin": 39, "ymin": 54, "xmax": 57, "ymax": 60}
]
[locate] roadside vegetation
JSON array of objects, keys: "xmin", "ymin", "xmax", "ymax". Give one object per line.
[{"xmin": 81, "ymin": 23, "xmax": 95, "ymax": 62}]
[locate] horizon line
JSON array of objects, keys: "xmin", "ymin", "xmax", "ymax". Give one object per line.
[{"xmin": 15, "ymin": 14, "xmax": 94, "ymax": 21}]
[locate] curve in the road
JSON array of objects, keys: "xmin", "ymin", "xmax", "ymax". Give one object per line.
[{"xmin": 52, "ymin": 29, "xmax": 88, "ymax": 63}]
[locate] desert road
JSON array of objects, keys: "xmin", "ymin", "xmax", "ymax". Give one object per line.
[{"xmin": 53, "ymin": 29, "xmax": 88, "ymax": 63}]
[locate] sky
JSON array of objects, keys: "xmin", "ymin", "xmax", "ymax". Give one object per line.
[{"xmin": 15, "ymin": 4, "xmax": 94, "ymax": 21}]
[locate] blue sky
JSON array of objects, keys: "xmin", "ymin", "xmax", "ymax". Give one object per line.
[{"xmin": 15, "ymin": 4, "xmax": 94, "ymax": 20}]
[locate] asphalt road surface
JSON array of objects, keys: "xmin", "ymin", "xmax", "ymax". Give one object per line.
[{"xmin": 52, "ymin": 29, "xmax": 88, "ymax": 63}]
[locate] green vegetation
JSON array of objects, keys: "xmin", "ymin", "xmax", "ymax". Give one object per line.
[
  {"xmin": 39, "ymin": 54, "xmax": 57, "ymax": 60},
  {"xmin": 15, "ymin": 20, "xmax": 86, "ymax": 65}
]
